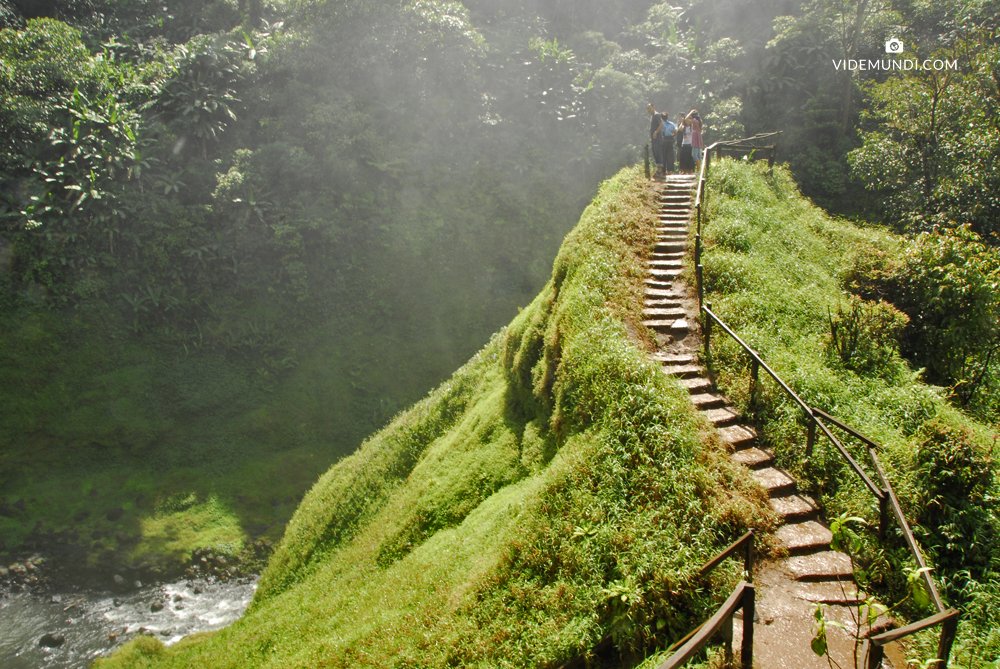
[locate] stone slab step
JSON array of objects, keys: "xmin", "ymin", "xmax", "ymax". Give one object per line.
[
  {"xmin": 777, "ymin": 520, "xmax": 833, "ymax": 555},
  {"xmin": 648, "ymin": 269, "xmax": 682, "ymax": 279},
  {"xmin": 717, "ymin": 424, "xmax": 757, "ymax": 449},
  {"xmin": 753, "ymin": 467, "xmax": 796, "ymax": 496},
  {"xmin": 648, "ymin": 260, "xmax": 683, "ymax": 269},
  {"xmin": 654, "ymin": 243, "xmax": 686, "ymax": 253},
  {"xmin": 701, "ymin": 406, "xmax": 740, "ymax": 426},
  {"xmin": 788, "ymin": 581, "xmax": 864, "ymax": 604},
  {"xmin": 651, "ymin": 352, "xmax": 695, "ymax": 364},
  {"xmin": 650, "ymin": 252, "xmax": 685, "ymax": 260},
  {"xmin": 643, "ymin": 279, "xmax": 674, "ymax": 289},
  {"xmin": 645, "ymin": 299, "xmax": 683, "ymax": 308},
  {"xmin": 730, "ymin": 447, "xmax": 772, "ymax": 469},
  {"xmin": 645, "ymin": 287, "xmax": 682, "ymax": 298},
  {"xmin": 642, "ymin": 308, "xmax": 686, "ymax": 318},
  {"xmin": 661, "ymin": 364, "xmax": 703, "ymax": 378},
  {"xmin": 785, "ymin": 551, "xmax": 854, "ymax": 582},
  {"xmin": 769, "ymin": 494, "xmax": 819, "ymax": 522},
  {"xmin": 679, "ymin": 376, "xmax": 713, "ymax": 393},
  {"xmin": 690, "ymin": 392, "xmax": 727, "ymax": 410}
]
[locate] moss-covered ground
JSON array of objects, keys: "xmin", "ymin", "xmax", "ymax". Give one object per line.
[{"xmin": 94, "ymin": 166, "xmax": 770, "ymax": 667}]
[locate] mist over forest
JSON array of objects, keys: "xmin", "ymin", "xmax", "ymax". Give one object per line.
[{"xmin": 1, "ymin": 0, "xmax": 999, "ymax": 642}]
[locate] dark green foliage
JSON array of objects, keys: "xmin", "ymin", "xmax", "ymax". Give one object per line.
[
  {"xmin": 914, "ymin": 420, "xmax": 997, "ymax": 587},
  {"xmin": 848, "ymin": 227, "xmax": 1000, "ymax": 405}
]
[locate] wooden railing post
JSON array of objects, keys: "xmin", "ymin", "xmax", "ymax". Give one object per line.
[
  {"xmin": 937, "ymin": 614, "xmax": 959, "ymax": 668},
  {"xmin": 879, "ymin": 491, "xmax": 889, "ymax": 543},
  {"xmin": 806, "ymin": 417, "xmax": 816, "ymax": 459},
  {"xmin": 723, "ymin": 613, "xmax": 734, "ymax": 667},
  {"xmin": 741, "ymin": 583, "xmax": 754, "ymax": 669},
  {"xmin": 697, "ymin": 265, "xmax": 704, "ymax": 312},
  {"xmin": 704, "ymin": 303, "xmax": 712, "ymax": 365},
  {"xmin": 695, "ymin": 233, "xmax": 702, "ymax": 267},
  {"xmin": 745, "ymin": 528, "xmax": 754, "ymax": 582},
  {"xmin": 749, "ymin": 359, "xmax": 760, "ymax": 410},
  {"xmin": 867, "ymin": 642, "xmax": 885, "ymax": 669}
]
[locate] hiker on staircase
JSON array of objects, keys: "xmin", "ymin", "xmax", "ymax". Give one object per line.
[{"xmin": 647, "ymin": 103, "xmax": 667, "ymax": 177}]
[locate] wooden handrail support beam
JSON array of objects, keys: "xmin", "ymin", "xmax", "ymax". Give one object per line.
[
  {"xmin": 811, "ymin": 408, "xmax": 882, "ymax": 451},
  {"xmin": 657, "ymin": 581, "xmax": 755, "ymax": 669},
  {"xmin": 811, "ymin": 414, "xmax": 885, "ymax": 500},
  {"xmin": 698, "ymin": 530, "xmax": 754, "ymax": 581},
  {"xmin": 702, "ymin": 306, "xmax": 811, "ymax": 417},
  {"xmin": 867, "ymin": 609, "xmax": 960, "ymax": 669},
  {"xmin": 868, "ymin": 450, "xmax": 946, "ymax": 613}
]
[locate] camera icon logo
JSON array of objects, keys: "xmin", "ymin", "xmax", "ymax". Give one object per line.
[{"xmin": 885, "ymin": 38, "xmax": 904, "ymax": 53}]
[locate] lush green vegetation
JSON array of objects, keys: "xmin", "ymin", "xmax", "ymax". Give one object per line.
[
  {"xmin": 700, "ymin": 158, "xmax": 999, "ymax": 666},
  {"xmin": 93, "ymin": 167, "xmax": 772, "ymax": 668}
]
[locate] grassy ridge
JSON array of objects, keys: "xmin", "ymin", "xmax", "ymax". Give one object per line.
[
  {"xmin": 700, "ymin": 159, "xmax": 1000, "ymax": 665},
  {"xmin": 95, "ymin": 166, "xmax": 770, "ymax": 668}
]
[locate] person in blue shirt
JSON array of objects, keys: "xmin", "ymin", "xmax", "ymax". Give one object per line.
[{"xmin": 661, "ymin": 117, "xmax": 677, "ymax": 173}]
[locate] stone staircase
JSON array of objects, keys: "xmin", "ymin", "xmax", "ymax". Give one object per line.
[{"xmin": 643, "ymin": 175, "xmax": 876, "ymax": 668}]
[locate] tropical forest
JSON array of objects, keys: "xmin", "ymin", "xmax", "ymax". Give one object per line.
[{"xmin": 0, "ymin": 0, "xmax": 997, "ymax": 666}]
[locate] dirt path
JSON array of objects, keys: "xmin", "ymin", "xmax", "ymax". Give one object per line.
[{"xmin": 642, "ymin": 175, "xmax": 903, "ymax": 669}]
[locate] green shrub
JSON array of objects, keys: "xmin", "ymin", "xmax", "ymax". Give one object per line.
[{"xmin": 826, "ymin": 296, "xmax": 908, "ymax": 377}]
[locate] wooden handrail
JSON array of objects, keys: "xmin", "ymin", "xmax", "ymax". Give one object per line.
[
  {"xmin": 694, "ymin": 153, "xmax": 958, "ymax": 667},
  {"xmin": 698, "ymin": 530, "xmax": 754, "ymax": 581},
  {"xmin": 657, "ymin": 581, "xmax": 754, "ymax": 669},
  {"xmin": 868, "ymin": 450, "xmax": 946, "ymax": 613},
  {"xmin": 811, "ymin": 414, "xmax": 885, "ymax": 500}
]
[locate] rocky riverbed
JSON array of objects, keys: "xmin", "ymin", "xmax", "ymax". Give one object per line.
[
  {"xmin": 0, "ymin": 541, "xmax": 275, "ymax": 667},
  {"xmin": 1, "ymin": 574, "xmax": 257, "ymax": 667}
]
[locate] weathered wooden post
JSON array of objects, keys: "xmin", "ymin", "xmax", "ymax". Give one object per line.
[
  {"xmin": 704, "ymin": 302, "xmax": 712, "ymax": 365},
  {"xmin": 749, "ymin": 359, "xmax": 760, "ymax": 409},
  {"xmin": 805, "ymin": 417, "xmax": 816, "ymax": 459},
  {"xmin": 741, "ymin": 583, "xmax": 755, "ymax": 669}
]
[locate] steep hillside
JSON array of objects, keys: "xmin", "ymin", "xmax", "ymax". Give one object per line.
[
  {"xmin": 95, "ymin": 167, "xmax": 769, "ymax": 668},
  {"xmin": 698, "ymin": 160, "xmax": 999, "ymax": 665}
]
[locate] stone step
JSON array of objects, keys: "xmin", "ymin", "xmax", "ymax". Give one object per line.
[
  {"xmin": 679, "ymin": 376, "xmax": 713, "ymax": 393},
  {"xmin": 661, "ymin": 364, "xmax": 703, "ymax": 378},
  {"xmin": 787, "ymin": 581, "xmax": 864, "ymax": 604},
  {"xmin": 642, "ymin": 308, "xmax": 686, "ymax": 319},
  {"xmin": 643, "ymin": 279, "xmax": 674, "ymax": 289},
  {"xmin": 648, "ymin": 260, "xmax": 683, "ymax": 269},
  {"xmin": 644, "ymin": 299, "xmax": 683, "ymax": 309},
  {"xmin": 648, "ymin": 269, "xmax": 682, "ymax": 280},
  {"xmin": 730, "ymin": 446, "xmax": 772, "ymax": 469},
  {"xmin": 655, "ymin": 233, "xmax": 687, "ymax": 242},
  {"xmin": 777, "ymin": 520, "xmax": 833, "ymax": 556},
  {"xmin": 701, "ymin": 406, "xmax": 741, "ymax": 426},
  {"xmin": 690, "ymin": 392, "xmax": 727, "ymax": 410},
  {"xmin": 650, "ymin": 252, "xmax": 685, "ymax": 261},
  {"xmin": 650, "ymin": 352, "xmax": 695, "ymax": 364},
  {"xmin": 753, "ymin": 467, "xmax": 796, "ymax": 497},
  {"xmin": 643, "ymin": 318, "xmax": 689, "ymax": 334},
  {"xmin": 645, "ymin": 287, "xmax": 682, "ymax": 298},
  {"xmin": 785, "ymin": 551, "xmax": 854, "ymax": 582},
  {"xmin": 717, "ymin": 424, "xmax": 757, "ymax": 450},
  {"xmin": 653, "ymin": 242, "xmax": 686, "ymax": 253},
  {"xmin": 769, "ymin": 494, "xmax": 820, "ymax": 522}
]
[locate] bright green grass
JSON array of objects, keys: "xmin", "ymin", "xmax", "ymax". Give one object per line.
[
  {"xmin": 94, "ymin": 166, "xmax": 772, "ymax": 668},
  {"xmin": 699, "ymin": 158, "xmax": 1000, "ymax": 666}
]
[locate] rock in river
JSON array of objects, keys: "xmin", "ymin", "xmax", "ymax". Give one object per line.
[{"xmin": 39, "ymin": 632, "xmax": 65, "ymax": 647}]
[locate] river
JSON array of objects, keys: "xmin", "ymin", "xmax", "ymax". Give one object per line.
[{"xmin": 0, "ymin": 576, "xmax": 256, "ymax": 667}]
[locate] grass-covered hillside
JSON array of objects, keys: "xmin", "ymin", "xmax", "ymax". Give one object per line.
[
  {"xmin": 700, "ymin": 160, "xmax": 1000, "ymax": 665},
  {"xmin": 95, "ymin": 167, "xmax": 770, "ymax": 668}
]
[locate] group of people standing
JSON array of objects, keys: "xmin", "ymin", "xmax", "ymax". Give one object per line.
[{"xmin": 647, "ymin": 103, "xmax": 703, "ymax": 176}]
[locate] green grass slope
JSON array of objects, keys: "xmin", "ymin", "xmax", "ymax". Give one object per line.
[
  {"xmin": 699, "ymin": 159, "xmax": 999, "ymax": 665},
  {"xmin": 94, "ymin": 167, "xmax": 770, "ymax": 668}
]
